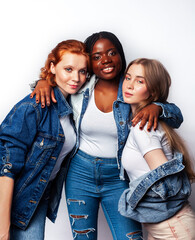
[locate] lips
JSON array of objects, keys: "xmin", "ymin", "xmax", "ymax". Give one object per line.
[
  {"xmin": 69, "ymin": 84, "xmax": 79, "ymax": 89},
  {"xmin": 102, "ymin": 66, "xmax": 114, "ymax": 73},
  {"xmin": 124, "ymin": 92, "xmax": 133, "ymax": 97}
]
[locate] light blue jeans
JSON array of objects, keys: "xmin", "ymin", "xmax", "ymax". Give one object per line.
[
  {"xmin": 65, "ymin": 150, "xmax": 142, "ymax": 240},
  {"xmin": 10, "ymin": 185, "xmax": 50, "ymax": 240}
]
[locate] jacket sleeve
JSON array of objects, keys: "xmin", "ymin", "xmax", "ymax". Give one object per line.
[
  {"xmin": 0, "ymin": 102, "xmax": 40, "ymax": 179},
  {"xmin": 154, "ymin": 102, "xmax": 183, "ymax": 128}
]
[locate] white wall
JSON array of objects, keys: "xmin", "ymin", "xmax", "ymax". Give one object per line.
[{"xmin": 0, "ymin": 0, "xmax": 194, "ymax": 239}]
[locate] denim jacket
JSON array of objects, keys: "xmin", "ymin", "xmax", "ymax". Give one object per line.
[
  {"xmin": 118, "ymin": 152, "xmax": 191, "ymax": 223},
  {"xmin": 0, "ymin": 87, "xmax": 75, "ymax": 230},
  {"xmin": 70, "ymin": 74, "xmax": 183, "ymax": 179}
]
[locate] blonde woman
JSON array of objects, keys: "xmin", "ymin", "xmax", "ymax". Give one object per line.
[{"xmin": 119, "ymin": 58, "xmax": 195, "ymax": 239}]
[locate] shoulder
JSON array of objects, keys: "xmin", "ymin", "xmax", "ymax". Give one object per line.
[
  {"xmin": 9, "ymin": 94, "xmax": 49, "ymax": 124},
  {"xmin": 131, "ymin": 122, "xmax": 163, "ymax": 143}
]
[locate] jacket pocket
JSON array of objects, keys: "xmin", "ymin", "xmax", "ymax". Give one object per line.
[{"xmin": 26, "ymin": 135, "xmax": 57, "ymax": 165}]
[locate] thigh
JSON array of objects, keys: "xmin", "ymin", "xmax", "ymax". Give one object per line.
[
  {"xmin": 10, "ymin": 199, "xmax": 48, "ymax": 240},
  {"xmin": 101, "ymin": 179, "xmax": 142, "ymax": 240},
  {"xmin": 144, "ymin": 204, "xmax": 195, "ymax": 240},
  {"xmin": 65, "ymin": 154, "xmax": 99, "ymax": 240}
]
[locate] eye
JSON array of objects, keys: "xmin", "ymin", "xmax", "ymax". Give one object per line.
[
  {"xmin": 92, "ymin": 55, "xmax": 101, "ymax": 61},
  {"xmin": 137, "ymin": 79, "xmax": 144, "ymax": 84},
  {"xmin": 109, "ymin": 50, "xmax": 117, "ymax": 56},
  {"xmin": 125, "ymin": 75, "xmax": 131, "ymax": 81},
  {"xmin": 80, "ymin": 69, "xmax": 87, "ymax": 75},
  {"xmin": 65, "ymin": 68, "xmax": 72, "ymax": 72}
]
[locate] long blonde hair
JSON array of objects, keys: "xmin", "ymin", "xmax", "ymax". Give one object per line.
[{"xmin": 125, "ymin": 58, "xmax": 195, "ymax": 181}]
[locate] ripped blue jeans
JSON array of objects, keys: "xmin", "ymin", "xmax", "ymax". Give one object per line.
[{"xmin": 65, "ymin": 150, "xmax": 142, "ymax": 240}]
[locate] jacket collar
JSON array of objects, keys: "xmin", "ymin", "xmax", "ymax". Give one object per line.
[
  {"xmin": 117, "ymin": 75, "xmax": 125, "ymax": 102},
  {"xmin": 52, "ymin": 87, "xmax": 73, "ymax": 118}
]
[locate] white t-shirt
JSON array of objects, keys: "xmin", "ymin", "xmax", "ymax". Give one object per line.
[
  {"xmin": 79, "ymin": 90, "xmax": 118, "ymax": 158},
  {"xmin": 49, "ymin": 115, "xmax": 76, "ymax": 181},
  {"xmin": 122, "ymin": 122, "xmax": 172, "ymax": 181}
]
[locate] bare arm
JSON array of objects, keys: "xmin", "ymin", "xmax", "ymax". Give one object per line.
[
  {"xmin": 0, "ymin": 177, "xmax": 14, "ymax": 240},
  {"xmin": 144, "ymin": 149, "xmax": 168, "ymax": 170},
  {"xmin": 30, "ymin": 80, "xmax": 56, "ymax": 108}
]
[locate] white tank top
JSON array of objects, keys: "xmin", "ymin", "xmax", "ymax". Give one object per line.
[
  {"xmin": 49, "ymin": 115, "xmax": 76, "ymax": 181},
  {"xmin": 79, "ymin": 90, "xmax": 118, "ymax": 158}
]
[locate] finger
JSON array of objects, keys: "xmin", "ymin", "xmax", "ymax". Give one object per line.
[
  {"xmin": 139, "ymin": 118, "xmax": 148, "ymax": 130},
  {"xmin": 46, "ymin": 94, "xmax": 51, "ymax": 106},
  {"xmin": 153, "ymin": 117, "xmax": 158, "ymax": 131},
  {"xmin": 132, "ymin": 113, "xmax": 143, "ymax": 126},
  {"xmin": 41, "ymin": 94, "xmax": 46, "ymax": 108},
  {"xmin": 30, "ymin": 91, "xmax": 35, "ymax": 98},
  {"xmin": 146, "ymin": 116, "xmax": 154, "ymax": 132},
  {"xmin": 51, "ymin": 90, "xmax": 57, "ymax": 103},
  {"xmin": 35, "ymin": 91, "xmax": 41, "ymax": 104}
]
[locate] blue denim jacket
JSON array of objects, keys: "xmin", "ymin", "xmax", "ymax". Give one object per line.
[
  {"xmin": 70, "ymin": 75, "xmax": 183, "ymax": 179},
  {"xmin": 0, "ymin": 87, "xmax": 75, "ymax": 230},
  {"xmin": 118, "ymin": 152, "xmax": 191, "ymax": 223}
]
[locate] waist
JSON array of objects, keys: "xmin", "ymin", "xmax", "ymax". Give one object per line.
[{"xmin": 76, "ymin": 149, "xmax": 118, "ymax": 165}]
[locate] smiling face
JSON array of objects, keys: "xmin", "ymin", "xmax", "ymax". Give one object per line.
[
  {"xmin": 50, "ymin": 52, "xmax": 87, "ymax": 98},
  {"xmin": 91, "ymin": 38, "xmax": 122, "ymax": 81},
  {"xmin": 122, "ymin": 64, "xmax": 150, "ymax": 113}
]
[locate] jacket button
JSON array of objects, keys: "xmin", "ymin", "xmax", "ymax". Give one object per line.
[
  {"xmin": 115, "ymin": 103, "xmax": 119, "ymax": 108},
  {"xmin": 120, "ymin": 141, "xmax": 124, "ymax": 145},
  {"xmin": 4, "ymin": 169, "xmax": 8, "ymax": 173},
  {"xmin": 119, "ymin": 121, "xmax": 123, "ymax": 125}
]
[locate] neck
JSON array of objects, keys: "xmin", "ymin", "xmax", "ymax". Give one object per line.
[
  {"xmin": 131, "ymin": 105, "xmax": 137, "ymax": 116},
  {"xmin": 95, "ymin": 76, "xmax": 120, "ymax": 91},
  {"xmin": 58, "ymin": 86, "xmax": 68, "ymax": 99}
]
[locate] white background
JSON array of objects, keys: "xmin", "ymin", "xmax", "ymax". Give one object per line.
[{"xmin": 0, "ymin": 0, "xmax": 195, "ymax": 239}]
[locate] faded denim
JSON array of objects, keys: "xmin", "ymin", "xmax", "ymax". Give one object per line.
[
  {"xmin": 65, "ymin": 149, "xmax": 143, "ymax": 240},
  {"xmin": 0, "ymin": 87, "xmax": 75, "ymax": 229},
  {"xmin": 118, "ymin": 152, "xmax": 192, "ymax": 223}
]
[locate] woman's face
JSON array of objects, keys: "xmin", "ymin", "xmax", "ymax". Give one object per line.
[
  {"xmin": 91, "ymin": 38, "xmax": 122, "ymax": 81},
  {"xmin": 50, "ymin": 52, "xmax": 87, "ymax": 98},
  {"xmin": 122, "ymin": 64, "xmax": 150, "ymax": 111}
]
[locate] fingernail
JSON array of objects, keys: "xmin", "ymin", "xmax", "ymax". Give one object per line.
[{"xmin": 41, "ymin": 104, "xmax": 45, "ymax": 108}]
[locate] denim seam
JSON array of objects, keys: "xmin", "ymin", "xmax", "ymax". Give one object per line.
[{"xmin": 101, "ymin": 201, "xmax": 117, "ymax": 240}]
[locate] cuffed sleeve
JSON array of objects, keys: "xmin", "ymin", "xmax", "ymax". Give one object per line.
[
  {"xmin": 153, "ymin": 102, "xmax": 183, "ymax": 128},
  {"xmin": 0, "ymin": 102, "xmax": 40, "ymax": 179}
]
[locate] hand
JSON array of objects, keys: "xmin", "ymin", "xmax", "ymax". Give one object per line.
[
  {"xmin": 30, "ymin": 80, "xmax": 57, "ymax": 108},
  {"xmin": 0, "ymin": 220, "xmax": 10, "ymax": 240},
  {"xmin": 0, "ymin": 232, "xmax": 10, "ymax": 240},
  {"xmin": 132, "ymin": 104, "xmax": 162, "ymax": 131}
]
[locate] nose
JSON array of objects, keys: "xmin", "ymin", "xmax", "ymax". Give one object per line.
[
  {"xmin": 101, "ymin": 54, "xmax": 112, "ymax": 64},
  {"xmin": 127, "ymin": 81, "xmax": 133, "ymax": 89},
  {"xmin": 73, "ymin": 71, "xmax": 80, "ymax": 82}
]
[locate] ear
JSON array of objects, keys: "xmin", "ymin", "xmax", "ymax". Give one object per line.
[{"xmin": 50, "ymin": 62, "xmax": 56, "ymax": 74}]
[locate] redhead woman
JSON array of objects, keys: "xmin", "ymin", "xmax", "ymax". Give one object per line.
[{"xmin": 0, "ymin": 40, "xmax": 89, "ymax": 240}]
